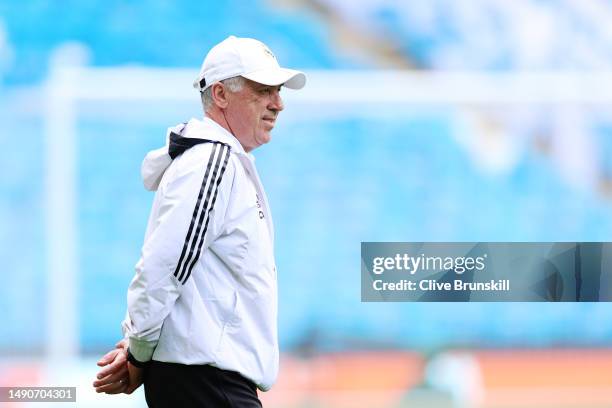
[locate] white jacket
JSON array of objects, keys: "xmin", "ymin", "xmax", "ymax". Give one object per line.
[{"xmin": 122, "ymin": 117, "xmax": 278, "ymax": 391}]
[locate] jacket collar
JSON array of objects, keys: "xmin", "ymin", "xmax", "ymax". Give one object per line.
[{"xmin": 181, "ymin": 117, "xmax": 247, "ymax": 155}]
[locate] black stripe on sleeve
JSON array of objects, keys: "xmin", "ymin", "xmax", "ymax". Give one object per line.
[
  {"xmin": 173, "ymin": 143, "xmax": 220, "ymax": 281},
  {"xmin": 176, "ymin": 143, "xmax": 226, "ymax": 282},
  {"xmin": 182, "ymin": 145, "xmax": 231, "ymax": 284}
]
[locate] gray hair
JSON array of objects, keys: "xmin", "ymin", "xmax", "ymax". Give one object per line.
[{"xmin": 201, "ymin": 76, "xmax": 245, "ymax": 112}]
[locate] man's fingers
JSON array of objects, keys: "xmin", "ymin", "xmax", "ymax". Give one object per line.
[
  {"xmin": 95, "ymin": 352, "xmax": 127, "ymax": 379},
  {"xmin": 93, "ymin": 366, "xmax": 128, "ymax": 388},
  {"xmin": 105, "ymin": 383, "xmax": 128, "ymax": 395},
  {"xmin": 96, "ymin": 348, "xmax": 124, "ymax": 367},
  {"xmin": 115, "ymin": 339, "xmax": 128, "ymax": 350},
  {"xmin": 92, "ymin": 341, "xmax": 131, "ymax": 394},
  {"xmin": 95, "ymin": 381, "xmax": 128, "ymax": 394},
  {"xmin": 96, "ymin": 349, "xmax": 120, "ymax": 367}
]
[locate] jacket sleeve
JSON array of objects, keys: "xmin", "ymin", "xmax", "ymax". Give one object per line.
[{"xmin": 121, "ymin": 143, "xmax": 233, "ymax": 362}]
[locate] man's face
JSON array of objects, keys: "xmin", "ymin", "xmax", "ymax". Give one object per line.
[{"xmin": 224, "ymin": 78, "xmax": 284, "ymax": 152}]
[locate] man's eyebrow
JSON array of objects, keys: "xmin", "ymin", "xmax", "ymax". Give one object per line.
[{"xmin": 255, "ymin": 84, "xmax": 282, "ymax": 90}]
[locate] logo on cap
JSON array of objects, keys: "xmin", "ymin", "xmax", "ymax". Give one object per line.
[{"xmin": 262, "ymin": 44, "xmax": 276, "ymax": 60}]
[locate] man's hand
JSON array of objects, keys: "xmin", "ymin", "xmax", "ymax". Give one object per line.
[
  {"xmin": 93, "ymin": 339, "xmax": 129, "ymax": 394},
  {"xmin": 124, "ymin": 362, "xmax": 145, "ymax": 394}
]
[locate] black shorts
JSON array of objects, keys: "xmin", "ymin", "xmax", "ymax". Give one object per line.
[{"xmin": 144, "ymin": 361, "xmax": 263, "ymax": 408}]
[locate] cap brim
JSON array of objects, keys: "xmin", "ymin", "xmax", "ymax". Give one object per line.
[{"xmin": 242, "ymin": 67, "xmax": 306, "ymax": 90}]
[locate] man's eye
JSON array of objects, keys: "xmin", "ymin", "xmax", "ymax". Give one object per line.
[{"xmin": 257, "ymin": 87, "xmax": 281, "ymax": 95}]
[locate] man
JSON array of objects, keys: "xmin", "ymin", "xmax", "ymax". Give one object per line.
[{"xmin": 93, "ymin": 36, "xmax": 305, "ymax": 407}]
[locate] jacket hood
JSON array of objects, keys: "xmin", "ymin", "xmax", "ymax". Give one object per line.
[{"xmin": 141, "ymin": 118, "xmax": 244, "ymax": 191}]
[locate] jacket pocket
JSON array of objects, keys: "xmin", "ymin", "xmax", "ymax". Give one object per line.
[{"xmin": 213, "ymin": 291, "xmax": 242, "ymax": 351}]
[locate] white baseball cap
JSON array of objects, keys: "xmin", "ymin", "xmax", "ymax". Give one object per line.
[{"xmin": 193, "ymin": 36, "xmax": 306, "ymax": 92}]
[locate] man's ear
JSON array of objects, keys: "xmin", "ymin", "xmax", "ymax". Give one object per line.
[{"xmin": 211, "ymin": 83, "xmax": 229, "ymax": 109}]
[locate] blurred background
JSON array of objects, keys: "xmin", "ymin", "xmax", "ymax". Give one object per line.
[{"xmin": 1, "ymin": 0, "xmax": 612, "ymax": 407}]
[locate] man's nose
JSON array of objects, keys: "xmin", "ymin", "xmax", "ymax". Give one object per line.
[{"xmin": 269, "ymin": 90, "xmax": 284, "ymax": 112}]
